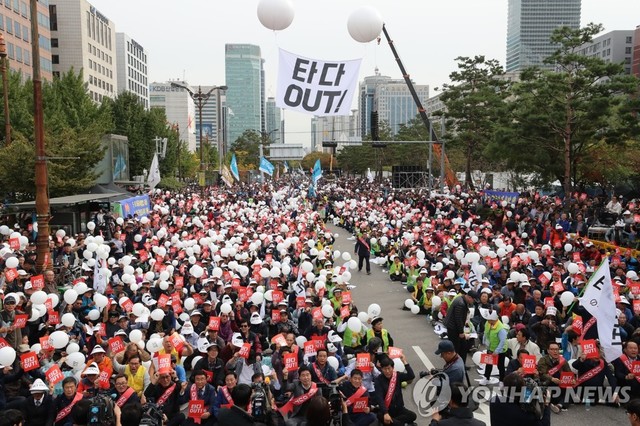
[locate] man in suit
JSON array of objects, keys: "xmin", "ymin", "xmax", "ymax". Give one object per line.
[
  {"xmin": 217, "ymin": 383, "xmax": 255, "ymax": 426},
  {"xmin": 179, "ymin": 370, "xmax": 217, "ymax": 426},
  {"xmin": 21, "ymin": 379, "xmax": 55, "ymax": 426},
  {"xmin": 354, "ymin": 231, "xmax": 371, "ymax": 275},
  {"xmin": 374, "ymin": 355, "xmax": 417, "ymax": 426}
]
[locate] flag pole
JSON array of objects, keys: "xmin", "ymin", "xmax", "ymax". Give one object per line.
[{"xmin": 566, "ymin": 258, "xmax": 607, "ymax": 314}]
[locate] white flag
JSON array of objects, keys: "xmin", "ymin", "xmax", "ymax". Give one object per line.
[
  {"xmin": 579, "ymin": 258, "xmax": 623, "ymax": 362},
  {"xmin": 468, "ymin": 262, "xmax": 482, "ymax": 291},
  {"xmin": 93, "ymin": 258, "xmax": 107, "ymax": 294},
  {"xmin": 367, "ymin": 168, "xmax": 374, "ymax": 183},
  {"xmin": 147, "ymin": 153, "xmax": 161, "ymax": 189}
]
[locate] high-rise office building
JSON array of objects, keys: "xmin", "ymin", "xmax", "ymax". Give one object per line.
[
  {"xmin": 149, "ymin": 81, "xmax": 196, "ymax": 152},
  {"xmin": 50, "ymin": 0, "xmax": 117, "ymax": 103},
  {"xmin": 265, "ymin": 97, "xmax": 281, "ymax": 144},
  {"xmin": 578, "ymin": 30, "xmax": 635, "ymax": 76},
  {"xmin": 632, "ymin": 26, "xmax": 640, "ymax": 78},
  {"xmin": 195, "ymin": 85, "xmax": 226, "ymax": 154},
  {"xmin": 225, "ymin": 44, "xmax": 263, "ymax": 148},
  {"xmin": 506, "ymin": 0, "xmax": 581, "ymax": 72},
  {"xmin": 311, "ymin": 113, "xmax": 359, "ymax": 153},
  {"xmin": 0, "ymin": 0, "xmax": 53, "ymax": 81},
  {"xmin": 115, "ymin": 32, "xmax": 148, "ymax": 108},
  {"xmin": 358, "ymin": 69, "xmax": 429, "ymax": 138}
]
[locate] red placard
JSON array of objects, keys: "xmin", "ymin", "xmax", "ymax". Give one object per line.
[
  {"xmin": 208, "ymin": 317, "xmax": 220, "ymax": 331},
  {"xmin": 48, "ymin": 310, "xmax": 60, "ymax": 325},
  {"xmin": 4, "ymin": 268, "xmax": 18, "ymax": 282},
  {"xmin": 572, "ymin": 252, "xmax": 581, "ymax": 262},
  {"xmin": 480, "ymin": 353, "xmax": 498, "ymax": 365},
  {"xmin": 0, "ymin": 337, "xmax": 9, "ymax": 349},
  {"xmin": 296, "ymin": 297, "xmax": 305, "ymax": 308},
  {"xmin": 304, "ymin": 341, "xmax": 317, "ymax": 357},
  {"xmin": 634, "ymin": 300, "xmax": 640, "ymax": 315},
  {"xmin": 388, "ymin": 347, "xmax": 403, "ymax": 359},
  {"xmin": 559, "ymin": 372, "xmax": 575, "ymax": 388},
  {"xmin": 272, "ymin": 290, "xmax": 284, "ymax": 305},
  {"xmin": 188, "ymin": 400, "xmax": 205, "ymax": 420},
  {"xmin": 521, "ymin": 355, "xmax": 537, "ymax": 374},
  {"xmin": 13, "ymin": 314, "xmax": 28, "ymax": 329},
  {"xmin": 121, "ymin": 298, "xmax": 134, "ymax": 312},
  {"xmin": 352, "ymin": 397, "xmax": 368, "ymax": 413},
  {"xmin": 581, "ymin": 339, "xmax": 599, "ymax": 359},
  {"xmin": 572, "ymin": 315, "xmax": 582, "ymax": 335},
  {"xmin": 31, "ymin": 274, "xmax": 44, "ymax": 291},
  {"xmin": 192, "ymin": 294, "xmax": 204, "ymax": 306},
  {"xmin": 539, "ymin": 273, "xmax": 550, "ymax": 286},
  {"xmin": 632, "ymin": 361, "xmax": 640, "ymax": 376},
  {"xmin": 40, "ymin": 335, "xmax": 53, "ymax": 351},
  {"xmin": 271, "ymin": 333, "xmax": 287, "ymax": 347},
  {"xmin": 174, "ymin": 276, "xmax": 184, "ymax": 289},
  {"xmin": 340, "ymin": 306, "xmax": 350, "ymax": 319},
  {"xmin": 169, "ymin": 333, "xmax": 184, "ymax": 353},
  {"xmin": 157, "ymin": 354, "xmax": 171, "ymax": 374},
  {"xmin": 8, "ymin": 238, "xmax": 20, "ymax": 250},
  {"xmin": 172, "ymin": 300, "xmax": 183, "ymax": 315},
  {"xmin": 271, "ymin": 310, "xmax": 280, "ymax": 322},
  {"xmin": 97, "ymin": 368, "xmax": 112, "ymax": 388},
  {"xmin": 312, "ymin": 308, "xmax": 323, "ymax": 321},
  {"xmin": 108, "ymin": 336, "xmax": 125, "ymax": 354},
  {"xmin": 544, "ymin": 297, "xmax": 555, "ymax": 309},
  {"xmin": 20, "ymin": 352, "xmax": 39, "ymax": 372},
  {"xmin": 356, "ymin": 353, "xmax": 372, "ymax": 372},
  {"xmin": 341, "ymin": 292, "xmax": 352, "ymax": 305},
  {"xmin": 238, "ymin": 343, "xmax": 251, "ymax": 359},
  {"xmin": 553, "ymin": 281, "xmax": 564, "ymax": 292},
  {"xmin": 46, "ymin": 364, "xmax": 65, "ymax": 385},
  {"xmin": 44, "ymin": 298, "xmax": 53, "ymax": 311},
  {"xmin": 158, "ymin": 294, "xmax": 170, "ymax": 308},
  {"xmin": 284, "ymin": 352, "xmax": 299, "ymax": 371},
  {"xmin": 237, "ymin": 288, "xmax": 248, "ymax": 303},
  {"xmin": 98, "ymin": 323, "xmax": 106, "ymax": 337}
]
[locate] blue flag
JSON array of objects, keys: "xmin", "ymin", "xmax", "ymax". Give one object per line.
[
  {"xmin": 312, "ymin": 159, "xmax": 322, "ymax": 184},
  {"xmin": 308, "ymin": 184, "xmax": 316, "ymax": 198},
  {"xmin": 259, "ymin": 156, "xmax": 275, "ymax": 176},
  {"xmin": 230, "ymin": 153, "xmax": 240, "ymax": 181}
]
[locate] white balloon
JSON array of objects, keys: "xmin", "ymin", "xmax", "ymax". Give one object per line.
[
  {"xmin": 257, "ymin": 0, "xmax": 295, "ymax": 31},
  {"xmin": 87, "ymin": 221, "xmax": 96, "ymax": 231},
  {"xmin": 150, "ymin": 309, "xmax": 165, "ymax": 321},
  {"xmin": 5, "ymin": 257, "xmax": 18, "ymax": 269},
  {"xmin": 184, "ymin": 298, "xmax": 195, "ymax": 311},
  {"xmin": 0, "ymin": 346, "xmax": 16, "ymax": 366},
  {"xmin": 66, "ymin": 342, "xmax": 80, "ymax": 354},
  {"xmin": 367, "ymin": 303, "xmax": 381, "ymax": 318},
  {"xmin": 251, "ymin": 292, "xmax": 264, "ymax": 305},
  {"xmin": 129, "ymin": 329, "xmax": 143, "ymax": 343},
  {"xmin": 63, "ymin": 289, "xmax": 78, "ymax": 305},
  {"xmin": 327, "ymin": 356, "xmax": 339, "ymax": 370},
  {"xmin": 357, "ymin": 311, "xmax": 369, "ymax": 324},
  {"xmin": 301, "ymin": 262, "xmax": 314, "ymax": 273},
  {"xmin": 393, "ymin": 357, "xmax": 406, "ymax": 372},
  {"xmin": 61, "ymin": 313, "xmax": 76, "ymax": 328},
  {"xmin": 404, "ymin": 299, "xmax": 415, "ymax": 309},
  {"xmin": 65, "ymin": 352, "xmax": 85, "ymax": 369},
  {"xmin": 322, "ymin": 304, "xmax": 334, "ymax": 318},
  {"xmin": 146, "ymin": 338, "xmax": 163, "ymax": 353},
  {"xmin": 567, "ymin": 263, "xmax": 579, "ymax": 275},
  {"xmin": 220, "ymin": 303, "xmax": 232, "ymax": 314},
  {"xmin": 30, "ymin": 290, "xmax": 47, "ymax": 305},
  {"xmin": 132, "ymin": 303, "xmax": 146, "ymax": 317},
  {"xmin": 411, "ymin": 305, "xmax": 420, "ymax": 314},
  {"xmin": 431, "ymin": 296, "xmax": 442, "ymax": 309},
  {"xmin": 48, "ymin": 294, "xmax": 60, "ymax": 308},
  {"xmin": 296, "ymin": 336, "xmax": 307, "ymax": 347},
  {"xmin": 501, "ymin": 315, "xmax": 510, "ymax": 325},
  {"xmin": 560, "ymin": 291, "xmax": 575, "ymax": 307},
  {"xmin": 347, "ymin": 317, "xmax": 362, "ymax": 333},
  {"xmin": 341, "ymin": 252, "xmax": 352, "ymax": 262},
  {"xmin": 49, "ymin": 331, "xmax": 70, "ymax": 349},
  {"xmin": 87, "ymin": 309, "xmax": 100, "ymax": 321},
  {"xmin": 347, "ymin": 6, "xmax": 383, "ymax": 43}
]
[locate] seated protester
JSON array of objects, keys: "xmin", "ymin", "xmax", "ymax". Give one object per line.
[
  {"xmin": 309, "ymin": 348, "xmax": 337, "ymax": 385},
  {"xmin": 76, "ymin": 363, "xmax": 100, "ymax": 398},
  {"xmin": 362, "ymin": 317, "xmax": 394, "ymax": 353},
  {"xmin": 619, "ymin": 312, "xmax": 636, "ymax": 342},
  {"xmin": 373, "ymin": 355, "xmax": 416, "ymax": 426},
  {"xmin": 572, "ymin": 342, "xmax": 619, "ymax": 406},
  {"xmin": 527, "ymin": 303, "xmax": 545, "ymax": 343},
  {"xmin": 0, "ymin": 409, "xmax": 24, "ymax": 426},
  {"xmin": 509, "ymin": 304, "xmax": 532, "ymax": 335},
  {"xmin": 561, "ymin": 330, "xmax": 581, "ymax": 361},
  {"xmin": 490, "ymin": 373, "xmax": 550, "ymax": 426},
  {"xmin": 179, "ymin": 370, "xmax": 216, "ymax": 426},
  {"xmin": 143, "ymin": 368, "xmax": 187, "ymax": 426},
  {"xmin": 304, "ymin": 318, "xmax": 330, "ymax": 342},
  {"xmin": 341, "ymin": 313, "xmax": 366, "ymax": 355},
  {"xmin": 214, "ymin": 372, "xmax": 238, "ymax": 418},
  {"xmin": 537, "ymin": 341, "xmax": 572, "ymax": 414},
  {"xmin": 158, "ymin": 335, "xmax": 194, "ymax": 366},
  {"xmin": 20, "ymin": 379, "xmax": 55, "ymax": 426},
  {"xmin": 506, "ymin": 349, "xmax": 539, "ymax": 380},
  {"xmin": 531, "ymin": 307, "xmax": 561, "ymax": 354},
  {"xmin": 226, "ymin": 348, "xmax": 263, "ymax": 386},
  {"xmin": 506, "ymin": 328, "xmax": 541, "ymax": 360},
  {"xmin": 282, "ymin": 365, "xmax": 320, "ymax": 426},
  {"xmin": 54, "ymin": 377, "xmax": 83, "ymax": 426},
  {"xmin": 340, "ymin": 338, "xmax": 382, "ymax": 392},
  {"xmin": 388, "ymin": 256, "xmax": 407, "ymax": 282},
  {"xmin": 627, "ymin": 399, "xmax": 640, "ymax": 426},
  {"xmin": 338, "ymin": 369, "xmax": 377, "ymax": 426},
  {"xmin": 216, "ymin": 383, "xmax": 254, "ymax": 426},
  {"xmin": 612, "ymin": 341, "xmax": 640, "ymax": 399},
  {"xmin": 84, "ymin": 345, "xmax": 112, "ymax": 390},
  {"xmin": 498, "ymin": 297, "xmax": 517, "ymax": 319},
  {"xmin": 112, "ymin": 354, "xmax": 150, "ymax": 397},
  {"xmin": 237, "ymin": 319, "xmax": 263, "ymax": 358},
  {"xmin": 113, "ymin": 374, "xmax": 141, "ymax": 408},
  {"xmin": 430, "ymin": 382, "xmax": 486, "ymax": 426},
  {"xmin": 192, "ymin": 343, "xmax": 225, "ymax": 388}
]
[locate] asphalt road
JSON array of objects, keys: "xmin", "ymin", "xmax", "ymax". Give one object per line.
[{"xmin": 328, "ymin": 224, "xmax": 629, "ymax": 426}]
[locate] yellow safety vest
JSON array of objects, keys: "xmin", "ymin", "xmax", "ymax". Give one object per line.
[{"xmin": 366, "ymin": 328, "xmax": 390, "ymax": 352}]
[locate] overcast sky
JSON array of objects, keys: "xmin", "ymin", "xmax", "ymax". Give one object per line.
[{"xmin": 90, "ymin": 0, "xmax": 640, "ymax": 147}]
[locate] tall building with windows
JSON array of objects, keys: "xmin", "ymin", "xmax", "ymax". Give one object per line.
[
  {"xmin": 578, "ymin": 30, "xmax": 635, "ymax": 76},
  {"xmin": 50, "ymin": 0, "xmax": 117, "ymax": 103},
  {"xmin": 265, "ymin": 97, "xmax": 281, "ymax": 144},
  {"xmin": 225, "ymin": 43, "xmax": 263, "ymax": 148},
  {"xmin": 115, "ymin": 32, "xmax": 148, "ymax": 108},
  {"xmin": 358, "ymin": 70, "xmax": 429, "ymax": 138},
  {"xmin": 149, "ymin": 81, "xmax": 196, "ymax": 152},
  {"xmin": 0, "ymin": 0, "xmax": 53, "ymax": 80},
  {"xmin": 632, "ymin": 26, "xmax": 640, "ymax": 78},
  {"xmin": 506, "ymin": 0, "xmax": 581, "ymax": 72}
]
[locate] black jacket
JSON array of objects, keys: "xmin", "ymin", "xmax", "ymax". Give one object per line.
[
  {"xmin": 21, "ymin": 394, "xmax": 55, "ymax": 426},
  {"xmin": 431, "ymin": 407, "xmax": 486, "ymax": 426},
  {"xmin": 217, "ymin": 405, "xmax": 255, "ymax": 426},
  {"xmin": 443, "ymin": 296, "xmax": 470, "ymax": 334},
  {"xmin": 490, "ymin": 399, "xmax": 550, "ymax": 426},
  {"xmin": 373, "ymin": 364, "xmax": 415, "ymax": 415}
]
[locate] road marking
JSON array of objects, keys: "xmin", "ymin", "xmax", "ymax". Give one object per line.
[
  {"xmin": 475, "ymin": 402, "xmax": 491, "ymax": 425},
  {"xmin": 412, "ymin": 345, "xmax": 435, "ymax": 371}
]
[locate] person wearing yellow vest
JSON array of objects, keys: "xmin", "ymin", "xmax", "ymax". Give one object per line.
[
  {"xmin": 112, "ymin": 354, "xmax": 150, "ymax": 397},
  {"xmin": 481, "ymin": 306, "xmax": 508, "ymax": 385},
  {"xmin": 342, "ymin": 317, "xmax": 365, "ymax": 354},
  {"xmin": 361, "ymin": 317, "xmax": 393, "ymax": 353}
]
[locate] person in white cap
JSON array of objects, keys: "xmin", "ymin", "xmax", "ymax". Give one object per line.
[
  {"xmin": 83, "ymin": 345, "xmax": 112, "ymax": 390},
  {"xmin": 20, "ymin": 378, "xmax": 54, "ymax": 425},
  {"xmin": 77, "ymin": 362, "xmax": 101, "ymax": 397},
  {"xmin": 531, "ymin": 307, "xmax": 561, "ymax": 353}
]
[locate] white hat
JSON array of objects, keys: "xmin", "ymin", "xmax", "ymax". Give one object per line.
[
  {"xmin": 181, "ymin": 321, "xmax": 194, "ymax": 335},
  {"xmin": 90, "ymin": 345, "xmax": 106, "ymax": 355},
  {"xmin": 261, "ymin": 364, "xmax": 272, "ymax": 377},
  {"xmin": 222, "ymin": 295, "xmax": 232, "ymax": 304},
  {"xmin": 250, "ymin": 312, "xmax": 262, "ymax": 325},
  {"xmin": 142, "ymin": 294, "xmax": 157, "ymax": 306},
  {"xmin": 327, "ymin": 342, "xmax": 338, "ymax": 353},
  {"xmin": 231, "ymin": 332, "xmax": 244, "ymax": 348},
  {"xmin": 546, "ymin": 306, "xmax": 557, "ymax": 317},
  {"xmin": 82, "ymin": 362, "xmax": 100, "ymax": 376},
  {"xmin": 30, "ymin": 379, "xmax": 48, "ymax": 393},
  {"xmin": 24, "ymin": 282, "xmax": 32, "ymax": 290},
  {"xmin": 480, "ymin": 288, "xmax": 492, "ymax": 295},
  {"xmin": 327, "ymin": 330, "xmax": 342, "ymax": 343},
  {"xmin": 480, "ymin": 308, "xmax": 499, "ymax": 321},
  {"xmin": 448, "ymin": 290, "xmax": 457, "ymax": 297}
]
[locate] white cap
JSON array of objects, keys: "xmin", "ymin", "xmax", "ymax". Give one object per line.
[
  {"xmin": 327, "ymin": 330, "xmax": 342, "ymax": 343},
  {"xmin": 82, "ymin": 362, "xmax": 100, "ymax": 376},
  {"xmin": 30, "ymin": 379, "xmax": 48, "ymax": 393},
  {"xmin": 90, "ymin": 345, "xmax": 106, "ymax": 355},
  {"xmin": 546, "ymin": 306, "xmax": 557, "ymax": 317},
  {"xmin": 181, "ymin": 321, "xmax": 194, "ymax": 335},
  {"xmin": 250, "ymin": 312, "xmax": 262, "ymax": 325},
  {"xmin": 231, "ymin": 332, "xmax": 244, "ymax": 348},
  {"xmin": 480, "ymin": 308, "xmax": 498, "ymax": 321}
]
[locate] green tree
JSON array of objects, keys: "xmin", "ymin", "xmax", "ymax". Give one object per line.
[
  {"xmin": 301, "ymin": 151, "xmax": 335, "ymax": 170},
  {"xmin": 491, "ymin": 23, "xmax": 640, "ymax": 196},
  {"xmin": 230, "ymin": 130, "xmax": 262, "ymax": 168},
  {"xmin": 436, "ymin": 56, "xmax": 511, "ymax": 188}
]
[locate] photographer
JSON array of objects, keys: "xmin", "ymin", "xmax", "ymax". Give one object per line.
[
  {"xmin": 338, "ymin": 369, "xmax": 376, "ymax": 426},
  {"xmin": 373, "ymin": 355, "xmax": 416, "ymax": 426},
  {"xmin": 250, "ymin": 373, "xmax": 279, "ymax": 426},
  {"xmin": 430, "ymin": 382, "xmax": 485, "ymax": 426},
  {"xmin": 217, "ymin": 383, "xmax": 254, "ymax": 426}
]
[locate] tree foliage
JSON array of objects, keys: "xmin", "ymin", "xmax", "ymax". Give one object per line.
[
  {"xmin": 230, "ymin": 129, "xmax": 262, "ymax": 169},
  {"xmin": 301, "ymin": 151, "xmax": 335, "ymax": 170}
]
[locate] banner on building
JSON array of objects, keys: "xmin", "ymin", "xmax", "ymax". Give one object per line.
[
  {"xmin": 276, "ymin": 49, "xmax": 361, "ymax": 116},
  {"xmin": 482, "ymin": 190, "xmax": 519, "ymax": 204}
]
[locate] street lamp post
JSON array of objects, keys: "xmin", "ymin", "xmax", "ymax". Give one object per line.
[
  {"xmin": 170, "ymin": 82, "xmax": 226, "ymax": 194},
  {"xmin": 0, "ymin": 33, "xmax": 10, "ymax": 145}
]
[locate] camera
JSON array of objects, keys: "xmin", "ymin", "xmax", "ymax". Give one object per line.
[
  {"xmin": 87, "ymin": 394, "xmax": 115, "ymax": 426},
  {"xmin": 139, "ymin": 402, "xmax": 164, "ymax": 426},
  {"xmin": 251, "ymin": 382, "xmax": 271, "ymax": 423},
  {"xmin": 319, "ymin": 383, "xmax": 343, "ymax": 424}
]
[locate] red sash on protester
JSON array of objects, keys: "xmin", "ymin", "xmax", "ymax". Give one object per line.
[
  {"xmin": 312, "ymin": 363, "xmax": 331, "ymax": 385},
  {"xmin": 345, "ymin": 386, "xmax": 367, "ymax": 407},
  {"xmin": 621, "ymin": 355, "xmax": 640, "ymax": 383},
  {"xmin": 116, "ymin": 387, "xmax": 136, "ymax": 407},
  {"xmin": 581, "ymin": 317, "xmax": 596, "ymax": 339},
  {"xmin": 548, "ymin": 357, "xmax": 567, "ymax": 377},
  {"xmin": 278, "ymin": 383, "xmax": 318, "ymax": 415},
  {"xmin": 384, "ymin": 372, "xmax": 398, "ymax": 409},
  {"xmin": 358, "ymin": 238, "xmax": 370, "ymax": 252},
  {"xmin": 220, "ymin": 385, "xmax": 234, "ymax": 409},
  {"xmin": 55, "ymin": 392, "xmax": 83, "ymax": 423},
  {"xmin": 575, "ymin": 359, "xmax": 605, "ymax": 386},
  {"xmin": 156, "ymin": 383, "xmax": 177, "ymax": 406}
]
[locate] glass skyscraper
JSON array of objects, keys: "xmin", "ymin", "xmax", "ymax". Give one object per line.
[
  {"xmin": 506, "ymin": 0, "xmax": 581, "ymax": 72},
  {"xmin": 225, "ymin": 44, "xmax": 263, "ymax": 148}
]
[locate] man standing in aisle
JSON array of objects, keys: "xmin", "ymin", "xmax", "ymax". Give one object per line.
[{"xmin": 355, "ymin": 231, "xmax": 371, "ymax": 275}]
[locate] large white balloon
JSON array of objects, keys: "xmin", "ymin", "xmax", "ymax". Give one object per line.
[
  {"xmin": 347, "ymin": 317, "xmax": 362, "ymax": 333},
  {"xmin": 251, "ymin": 292, "xmax": 264, "ymax": 305},
  {"xmin": 431, "ymin": 296, "xmax": 442, "ymax": 310},
  {"xmin": 404, "ymin": 299, "xmax": 415, "ymax": 309},
  {"xmin": 322, "ymin": 304, "xmax": 334, "ymax": 318},
  {"xmin": 347, "ymin": 6, "xmax": 383, "ymax": 43},
  {"xmin": 257, "ymin": 0, "xmax": 295, "ymax": 31},
  {"xmin": 65, "ymin": 352, "xmax": 85, "ymax": 369},
  {"xmin": 327, "ymin": 356, "xmax": 339, "ymax": 370},
  {"xmin": 30, "ymin": 290, "xmax": 47, "ymax": 305},
  {"xmin": 367, "ymin": 303, "xmax": 381, "ymax": 318},
  {"xmin": 129, "ymin": 329, "xmax": 143, "ymax": 343},
  {"xmin": 49, "ymin": 331, "xmax": 70, "ymax": 349},
  {"xmin": 220, "ymin": 303, "xmax": 232, "ymax": 314},
  {"xmin": 150, "ymin": 309, "xmax": 165, "ymax": 321},
  {"xmin": 0, "ymin": 346, "xmax": 16, "ymax": 366},
  {"xmin": 63, "ymin": 289, "xmax": 78, "ymax": 305},
  {"xmin": 411, "ymin": 305, "xmax": 420, "ymax": 314},
  {"xmin": 5, "ymin": 257, "xmax": 18, "ymax": 269},
  {"xmin": 560, "ymin": 291, "xmax": 575, "ymax": 307},
  {"xmin": 146, "ymin": 338, "xmax": 163, "ymax": 353},
  {"xmin": 61, "ymin": 313, "xmax": 76, "ymax": 328},
  {"xmin": 87, "ymin": 310, "xmax": 100, "ymax": 321}
]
